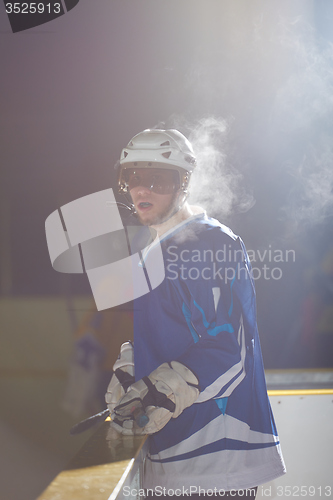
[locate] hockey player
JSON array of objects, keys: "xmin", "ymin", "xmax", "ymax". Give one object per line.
[{"xmin": 105, "ymin": 129, "xmax": 286, "ymax": 499}]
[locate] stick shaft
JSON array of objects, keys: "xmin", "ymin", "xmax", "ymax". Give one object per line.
[{"xmin": 70, "ymin": 408, "xmax": 109, "ymax": 435}]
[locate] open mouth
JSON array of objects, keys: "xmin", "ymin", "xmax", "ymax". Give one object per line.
[{"xmin": 138, "ymin": 202, "xmax": 153, "ymax": 209}]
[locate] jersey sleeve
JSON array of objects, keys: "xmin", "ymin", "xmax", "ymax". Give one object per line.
[{"xmin": 173, "ymin": 232, "xmax": 256, "ymax": 402}]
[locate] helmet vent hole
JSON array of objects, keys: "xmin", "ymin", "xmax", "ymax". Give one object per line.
[
  {"xmin": 185, "ymin": 155, "xmax": 195, "ymax": 164},
  {"xmin": 160, "ymin": 141, "xmax": 171, "ymax": 146},
  {"xmin": 124, "ymin": 151, "xmax": 128, "ymax": 158},
  {"xmin": 162, "ymin": 151, "xmax": 172, "ymax": 159}
]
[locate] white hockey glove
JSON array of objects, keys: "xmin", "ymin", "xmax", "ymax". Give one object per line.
[
  {"xmin": 105, "ymin": 342, "xmax": 135, "ymax": 414},
  {"xmin": 111, "ymin": 361, "xmax": 199, "ymax": 435}
]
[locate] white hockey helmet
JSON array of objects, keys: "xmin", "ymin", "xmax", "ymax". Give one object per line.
[{"xmin": 118, "ymin": 129, "xmax": 196, "ymax": 194}]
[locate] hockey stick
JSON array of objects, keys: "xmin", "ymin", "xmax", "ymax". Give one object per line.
[
  {"xmin": 69, "ymin": 407, "xmax": 149, "ymax": 435},
  {"xmin": 70, "ymin": 408, "xmax": 110, "ymax": 435}
]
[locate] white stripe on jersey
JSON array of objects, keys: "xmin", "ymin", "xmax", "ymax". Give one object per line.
[
  {"xmin": 149, "ymin": 412, "xmax": 279, "ymax": 463},
  {"xmin": 144, "ymin": 443, "xmax": 285, "ymax": 492},
  {"xmin": 195, "ymin": 317, "xmax": 246, "ymax": 402}
]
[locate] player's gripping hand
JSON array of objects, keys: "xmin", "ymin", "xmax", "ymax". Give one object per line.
[
  {"xmin": 105, "ymin": 342, "xmax": 135, "ymax": 414},
  {"xmin": 111, "ymin": 361, "xmax": 199, "ymax": 435}
]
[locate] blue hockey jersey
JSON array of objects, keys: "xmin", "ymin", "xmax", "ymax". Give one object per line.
[{"xmin": 133, "ymin": 212, "xmax": 286, "ymax": 492}]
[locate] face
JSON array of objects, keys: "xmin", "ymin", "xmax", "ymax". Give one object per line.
[{"xmin": 126, "ymin": 168, "xmax": 180, "ymax": 225}]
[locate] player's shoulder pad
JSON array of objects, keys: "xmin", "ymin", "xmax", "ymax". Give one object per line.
[{"xmin": 204, "ymin": 216, "xmax": 238, "ymax": 242}]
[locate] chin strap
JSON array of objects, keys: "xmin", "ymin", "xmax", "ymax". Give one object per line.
[{"xmin": 108, "ymin": 198, "xmax": 137, "ymax": 217}]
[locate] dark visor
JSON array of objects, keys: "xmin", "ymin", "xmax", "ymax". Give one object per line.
[{"xmin": 124, "ymin": 168, "xmax": 180, "ymax": 195}]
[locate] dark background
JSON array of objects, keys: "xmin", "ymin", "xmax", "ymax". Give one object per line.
[
  {"xmin": 0, "ymin": 1, "xmax": 333, "ymax": 497},
  {"xmin": 1, "ymin": 0, "xmax": 333, "ymax": 367}
]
